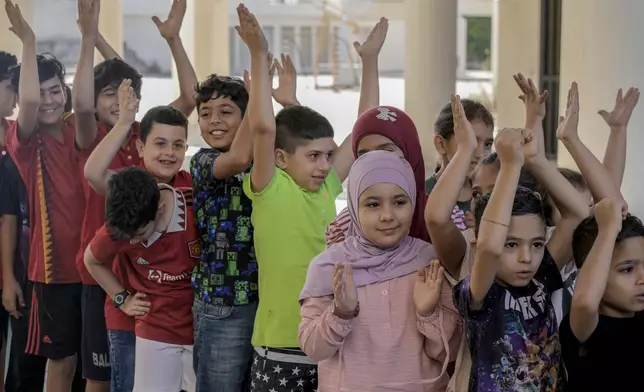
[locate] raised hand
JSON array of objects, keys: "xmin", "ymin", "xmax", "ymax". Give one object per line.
[
  {"xmin": 152, "ymin": 0, "xmax": 187, "ymax": 41},
  {"xmin": 333, "ymin": 263, "xmax": 358, "ymax": 315},
  {"xmin": 120, "ymin": 292, "xmax": 151, "ymax": 317},
  {"xmin": 451, "ymin": 94, "xmax": 477, "ymax": 152},
  {"xmin": 598, "ymin": 87, "xmax": 640, "ymax": 129},
  {"xmin": 556, "ymin": 82, "xmax": 581, "ymax": 142},
  {"xmin": 272, "ymin": 53, "xmax": 299, "ymax": 107},
  {"xmin": 495, "ymin": 128, "xmax": 532, "ymax": 166},
  {"xmin": 77, "ymin": 0, "xmax": 100, "ymax": 38},
  {"xmin": 353, "ymin": 17, "xmax": 388, "ymax": 58},
  {"xmin": 413, "ymin": 260, "xmax": 444, "ymax": 317},
  {"xmin": 594, "ymin": 197, "xmax": 628, "ymax": 234},
  {"xmin": 513, "ymin": 73, "xmax": 548, "ymax": 119},
  {"xmin": 241, "ymin": 51, "xmax": 274, "ymax": 93},
  {"xmin": 4, "ymin": 0, "xmax": 34, "ymax": 43},
  {"xmin": 235, "ymin": 4, "xmax": 268, "ymax": 54},
  {"xmin": 117, "ymin": 79, "xmax": 139, "ymax": 125}
]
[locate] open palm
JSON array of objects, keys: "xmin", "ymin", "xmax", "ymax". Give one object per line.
[
  {"xmin": 353, "ymin": 17, "xmax": 388, "ymax": 58},
  {"xmin": 598, "ymin": 87, "xmax": 640, "ymax": 128},
  {"xmin": 152, "ymin": 0, "xmax": 187, "ymax": 40},
  {"xmin": 413, "ymin": 260, "xmax": 444, "ymax": 317},
  {"xmin": 4, "ymin": 0, "xmax": 34, "ymax": 42},
  {"xmin": 556, "ymin": 82, "xmax": 580, "ymax": 142},
  {"xmin": 333, "ymin": 263, "xmax": 358, "ymax": 313}
]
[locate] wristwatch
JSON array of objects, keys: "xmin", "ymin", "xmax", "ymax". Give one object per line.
[
  {"xmin": 331, "ymin": 300, "xmax": 359, "ymax": 320},
  {"xmin": 113, "ymin": 291, "xmax": 130, "ymax": 309}
]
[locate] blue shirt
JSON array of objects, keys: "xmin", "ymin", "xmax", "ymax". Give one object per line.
[{"xmin": 190, "ymin": 148, "xmax": 258, "ymax": 306}]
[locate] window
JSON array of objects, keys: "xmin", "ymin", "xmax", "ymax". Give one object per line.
[
  {"xmin": 464, "ymin": 16, "xmax": 492, "ymax": 71},
  {"xmin": 281, "ymin": 26, "xmax": 296, "ymax": 55},
  {"xmin": 300, "ymin": 26, "xmax": 313, "ymax": 74}
]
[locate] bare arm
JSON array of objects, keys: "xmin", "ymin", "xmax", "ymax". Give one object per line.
[
  {"xmin": 211, "ymin": 112, "xmax": 252, "ymax": 180},
  {"xmin": 513, "ymin": 73, "xmax": 548, "ymax": 153},
  {"xmin": 153, "ymin": 0, "xmax": 198, "ymax": 117},
  {"xmin": 74, "ymin": 0, "xmax": 100, "ymax": 149},
  {"xmin": 84, "ymin": 80, "xmax": 138, "ymax": 196},
  {"xmin": 84, "ymin": 247, "xmax": 127, "ymax": 299},
  {"xmin": 354, "ymin": 18, "xmax": 388, "ymax": 116},
  {"xmin": 0, "ymin": 215, "xmax": 24, "ymax": 318},
  {"xmin": 4, "ymin": 1, "xmax": 38, "ymax": 141},
  {"xmin": 599, "ymin": 87, "xmax": 640, "ymax": 188},
  {"xmin": 235, "ymin": 5, "xmax": 276, "ymax": 193},
  {"xmin": 570, "ymin": 198, "xmax": 624, "ymax": 342},
  {"xmin": 558, "ymin": 83, "xmax": 623, "ymax": 202},
  {"xmin": 95, "ymin": 32, "xmax": 122, "ymax": 60},
  {"xmin": 425, "ymin": 95, "xmax": 473, "ymax": 278},
  {"xmin": 470, "ymin": 163, "xmax": 521, "ymax": 306}
]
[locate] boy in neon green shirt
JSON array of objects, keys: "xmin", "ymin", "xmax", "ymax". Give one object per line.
[{"xmin": 239, "ymin": 7, "xmax": 354, "ymax": 391}]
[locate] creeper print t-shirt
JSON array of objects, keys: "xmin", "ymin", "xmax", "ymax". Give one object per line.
[{"xmin": 453, "ymin": 249, "xmax": 564, "ymax": 392}]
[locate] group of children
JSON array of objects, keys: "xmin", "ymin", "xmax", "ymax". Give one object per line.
[{"xmin": 0, "ymin": 0, "xmax": 642, "ymax": 391}]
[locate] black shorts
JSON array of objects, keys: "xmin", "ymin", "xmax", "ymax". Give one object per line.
[
  {"xmin": 25, "ymin": 281, "xmax": 82, "ymax": 360},
  {"xmin": 81, "ymin": 284, "xmax": 111, "ymax": 381}
]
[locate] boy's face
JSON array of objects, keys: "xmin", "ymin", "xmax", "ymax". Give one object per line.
[
  {"xmin": 0, "ymin": 78, "xmax": 16, "ymax": 118},
  {"xmin": 198, "ymin": 96, "xmax": 243, "ymax": 150},
  {"xmin": 494, "ymin": 214, "xmax": 547, "ymax": 287},
  {"xmin": 127, "ymin": 220, "xmax": 156, "ymax": 244},
  {"xmin": 439, "ymin": 120, "xmax": 494, "ymax": 173},
  {"xmin": 95, "ymin": 85, "xmax": 120, "ymax": 128},
  {"xmin": 37, "ymin": 77, "xmax": 67, "ymax": 126},
  {"xmin": 602, "ymin": 236, "xmax": 644, "ymax": 315},
  {"xmin": 358, "ymin": 183, "xmax": 413, "ymax": 247},
  {"xmin": 276, "ymin": 137, "xmax": 336, "ymax": 192},
  {"xmin": 471, "ymin": 163, "xmax": 500, "ymax": 210},
  {"xmin": 135, "ymin": 123, "xmax": 188, "ymax": 183}
]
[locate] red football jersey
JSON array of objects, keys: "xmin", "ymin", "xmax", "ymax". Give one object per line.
[
  {"xmin": 76, "ymin": 123, "xmax": 142, "ymax": 284},
  {"xmin": 6, "ymin": 114, "xmax": 84, "ymax": 284},
  {"xmin": 90, "ymin": 183, "xmax": 199, "ymax": 344}
]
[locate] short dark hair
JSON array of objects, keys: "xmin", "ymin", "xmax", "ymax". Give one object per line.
[
  {"xmin": 139, "ymin": 105, "xmax": 189, "ymax": 142},
  {"xmin": 475, "ymin": 152, "xmax": 554, "ymax": 225},
  {"xmin": 474, "ymin": 186, "xmax": 546, "ymax": 237},
  {"xmin": 434, "ymin": 99, "xmax": 494, "ymax": 140},
  {"xmin": 275, "ymin": 106, "xmax": 334, "ymax": 153},
  {"xmin": 195, "ymin": 74, "xmax": 248, "ymax": 114},
  {"xmin": 0, "ymin": 51, "xmax": 18, "ymax": 82},
  {"xmin": 94, "ymin": 58, "xmax": 142, "ymax": 104},
  {"xmin": 11, "ymin": 53, "xmax": 65, "ymax": 91},
  {"xmin": 558, "ymin": 167, "xmax": 587, "ymax": 191},
  {"xmin": 105, "ymin": 167, "xmax": 160, "ymax": 240},
  {"xmin": 64, "ymin": 84, "xmax": 72, "ymax": 112},
  {"xmin": 573, "ymin": 214, "xmax": 644, "ymax": 268}
]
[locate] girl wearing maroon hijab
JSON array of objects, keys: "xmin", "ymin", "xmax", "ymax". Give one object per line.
[{"xmin": 326, "ymin": 106, "xmax": 431, "ymax": 245}]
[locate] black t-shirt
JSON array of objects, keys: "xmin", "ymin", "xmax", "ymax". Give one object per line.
[
  {"xmin": 560, "ymin": 311, "xmax": 644, "ymax": 391},
  {"xmin": 0, "ymin": 151, "xmax": 29, "ymax": 284}
]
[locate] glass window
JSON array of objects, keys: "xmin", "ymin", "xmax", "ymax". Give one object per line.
[{"xmin": 465, "ymin": 16, "xmax": 492, "ymax": 71}]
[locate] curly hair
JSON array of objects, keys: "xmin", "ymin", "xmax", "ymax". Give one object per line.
[{"xmin": 194, "ymin": 74, "xmax": 248, "ymax": 115}]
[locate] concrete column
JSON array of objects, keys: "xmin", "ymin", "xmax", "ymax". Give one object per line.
[
  {"xmin": 558, "ymin": 0, "xmax": 644, "ymax": 215},
  {"xmin": 178, "ymin": 0, "xmax": 229, "ymax": 82},
  {"xmin": 404, "ymin": 0, "xmax": 457, "ymax": 171},
  {"xmin": 96, "ymin": 0, "xmax": 123, "ymax": 63},
  {"xmin": 493, "ymin": 0, "xmax": 541, "ymax": 129},
  {"xmin": 0, "ymin": 0, "xmax": 33, "ymax": 60}
]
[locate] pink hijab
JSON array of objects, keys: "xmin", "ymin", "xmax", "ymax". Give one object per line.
[{"xmin": 300, "ymin": 151, "xmax": 435, "ymax": 300}]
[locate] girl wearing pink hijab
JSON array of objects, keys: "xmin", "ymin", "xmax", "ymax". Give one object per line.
[{"xmin": 299, "ymin": 151, "xmax": 462, "ymax": 391}]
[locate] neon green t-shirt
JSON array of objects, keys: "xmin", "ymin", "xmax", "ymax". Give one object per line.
[{"xmin": 243, "ymin": 168, "xmax": 343, "ymax": 347}]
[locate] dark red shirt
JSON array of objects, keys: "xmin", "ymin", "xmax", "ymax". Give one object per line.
[
  {"xmin": 91, "ymin": 180, "xmax": 198, "ymax": 344},
  {"xmin": 6, "ymin": 114, "xmax": 84, "ymax": 284},
  {"xmin": 76, "ymin": 123, "xmax": 142, "ymax": 285}
]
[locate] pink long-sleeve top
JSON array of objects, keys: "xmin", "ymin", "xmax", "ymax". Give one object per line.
[{"xmin": 298, "ymin": 271, "xmax": 462, "ymax": 392}]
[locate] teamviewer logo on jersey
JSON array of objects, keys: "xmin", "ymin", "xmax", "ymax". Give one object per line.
[{"xmin": 148, "ymin": 269, "xmax": 163, "ymax": 283}]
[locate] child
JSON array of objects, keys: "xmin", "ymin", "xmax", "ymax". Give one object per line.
[
  {"xmin": 83, "ymin": 81, "xmax": 195, "ymax": 391},
  {"xmin": 561, "ymin": 198, "xmax": 642, "ymax": 392},
  {"xmin": 299, "ymin": 150, "xmax": 461, "ymax": 391},
  {"xmin": 0, "ymin": 49, "xmax": 48, "ymax": 392},
  {"xmin": 84, "ymin": 167, "xmax": 198, "ymax": 392},
  {"xmin": 240, "ymin": 5, "xmax": 354, "ymax": 391},
  {"xmin": 453, "ymin": 128, "xmax": 588, "ymax": 391},
  {"xmin": 325, "ymin": 106, "xmax": 430, "ymax": 246},
  {"xmin": 4, "ymin": 2, "xmax": 86, "ymax": 389}
]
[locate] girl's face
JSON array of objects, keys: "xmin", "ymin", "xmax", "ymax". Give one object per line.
[
  {"xmin": 471, "ymin": 163, "xmax": 500, "ymax": 210},
  {"xmin": 358, "ymin": 183, "xmax": 413, "ymax": 247},
  {"xmin": 437, "ymin": 120, "xmax": 494, "ymax": 172},
  {"xmin": 356, "ymin": 134, "xmax": 404, "ymax": 158}
]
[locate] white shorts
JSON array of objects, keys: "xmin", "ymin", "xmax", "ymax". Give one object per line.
[{"xmin": 133, "ymin": 336, "xmax": 196, "ymax": 392}]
